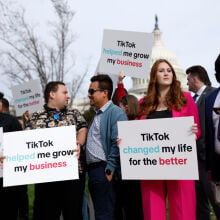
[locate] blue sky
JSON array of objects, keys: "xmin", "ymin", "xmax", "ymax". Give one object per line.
[{"xmin": 0, "ymin": 0, "xmax": 220, "ymax": 99}]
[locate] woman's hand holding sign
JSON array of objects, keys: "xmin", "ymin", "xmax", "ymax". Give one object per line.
[
  {"xmin": 0, "ymin": 155, "xmax": 5, "ymax": 168},
  {"xmin": 73, "ymin": 143, "xmax": 81, "ymax": 159},
  {"xmin": 117, "ymin": 137, "xmax": 122, "ymax": 148},
  {"xmin": 191, "ymin": 123, "xmax": 198, "ymax": 138}
]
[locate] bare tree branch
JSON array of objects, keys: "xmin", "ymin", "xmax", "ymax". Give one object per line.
[{"xmin": 0, "ymin": 0, "xmax": 88, "ymax": 103}]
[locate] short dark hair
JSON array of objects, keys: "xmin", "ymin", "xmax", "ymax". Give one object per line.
[
  {"xmin": 186, "ymin": 65, "xmax": 211, "ymax": 86},
  {"xmin": 112, "ymin": 88, "xmax": 128, "ymax": 106},
  {"xmin": 2, "ymin": 98, "xmax": 9, "ymax": 110},
  {"xmin": 0, "ymin": 92, "xmax": 4, "ymax": 100},
  {"xmin": 44, "ymin": 81, "xmax": 65, "ymax": 103},
  {"xmin": 215, "ymin": 54, "xmax": 220, "ymax": 83},
  {"xmin": 215, "ymin": 54, "xmax": 220, "ymax": 74},
  {"xmin": 90, "ymin": 74, "xmax": 113, "ymax": 100}
]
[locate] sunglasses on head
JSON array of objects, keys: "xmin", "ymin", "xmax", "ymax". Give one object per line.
[{"xmin": 88, "ymin": 88, "xmax": 105, "ymax": 95}]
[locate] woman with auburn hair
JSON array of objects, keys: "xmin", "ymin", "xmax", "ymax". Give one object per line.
[{"xmin": 139, "ymin": 59, "xmax": 201, "ymax": 220}]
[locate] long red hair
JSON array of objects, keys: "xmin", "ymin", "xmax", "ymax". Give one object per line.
[{"xmin": 140, "ymin": 59, "xmax": 187, "ymax": 117}]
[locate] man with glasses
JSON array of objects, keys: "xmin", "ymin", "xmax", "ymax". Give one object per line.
[
  {"xmin": 205, "ymin": 54, "xmax": 220, "ymax": 202},
  {"xmin": 86, "ymin": 74, "xmax": 127, "ymax": 220}
]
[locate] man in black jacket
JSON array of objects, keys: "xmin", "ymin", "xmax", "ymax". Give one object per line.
[
  {"xmin": 186, "ymin": 66, "xmax": 220, "ymax": 220},
  {"xmin": 0, "ymin": 93, "xmax": 29, "ymax": 220},
  {"xmin": 205, "ymin": 54, "xmax": 220, "ymax": 194}
]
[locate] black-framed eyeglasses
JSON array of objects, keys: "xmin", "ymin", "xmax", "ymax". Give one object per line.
[{"xmin": 88, "ymin": 88, "xmax": 104, "ymax": 95}]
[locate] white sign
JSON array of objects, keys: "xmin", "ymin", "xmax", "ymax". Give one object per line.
[
  {"xmin": 99, "ymin": 29, "xmax": 153, "ymax": 79},
  {"xmin": 118, "ymin": 117, "xmax": 198, "ymax": 180},
  {"xmin": 3, "ymin": 126, "xmax": 78, "ymax": 186},
  {"xmin": 12, "ymin": 79, "xmax": 44, "ymax": 116},
  {"xmin": 0, "ymin": 127, "xmax": 3, "ymax": 178}
]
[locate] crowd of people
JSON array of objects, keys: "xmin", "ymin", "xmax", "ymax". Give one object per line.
[{"xmin": 0, "ymin": 53, "xmax": 220, "ymax": 220}]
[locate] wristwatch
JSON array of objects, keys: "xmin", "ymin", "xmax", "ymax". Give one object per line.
[{"xmin": 105, "ymin": 169, "xmax": 112, "ymax": 175}]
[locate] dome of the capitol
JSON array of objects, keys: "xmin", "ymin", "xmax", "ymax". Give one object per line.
[{"xmin": 129, "ymin": 16, "xmax": 187, "ymax": 97}]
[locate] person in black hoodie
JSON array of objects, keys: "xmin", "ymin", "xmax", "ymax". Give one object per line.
[{"xmin": 0, "ymin": 92, "xmax": 29, "ymax": 220}]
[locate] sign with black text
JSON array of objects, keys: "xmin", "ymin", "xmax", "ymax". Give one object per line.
[
  {"xmin": 118, "ymin": 117, "xmax": 198, "ymax": 180},
  {"xmin": 12, "ymin": 79, "xmax": 44, "ymax": 116},
  {"xmin": 99, "ymin": 29, "xmax": 153, "ymax": 79},
  {"xmin": 3, "ymin": 126, "xmax": 78, "ymax": 186}
]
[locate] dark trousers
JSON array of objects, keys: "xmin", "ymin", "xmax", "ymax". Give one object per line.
[
  {"xmin": 115, "ymin": 180, "xmax": 143, "ymax": 220},
  {"xmin": 33, "ymin": 174, "xmax": 85, "ymax": 220},
  {"xmin": 88, "ymin": 165, "xmax": 116, "ymax": 220},
  {"xmin": 196, "ymin": 161, "xmax": 220, "ymax": 220},
  {"xmin": 0, "ymin": 178, "xmax": 29, "ymax": 220}
]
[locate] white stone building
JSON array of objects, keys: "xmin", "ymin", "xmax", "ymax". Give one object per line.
[{"xmin": 129, "ymin": 16, "xmax": 187, "ymax": 98}]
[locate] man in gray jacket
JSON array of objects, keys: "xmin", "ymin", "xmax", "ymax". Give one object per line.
[{"xmin": 186, "ymin": 65, "xmax": 220, "ymax": 220}]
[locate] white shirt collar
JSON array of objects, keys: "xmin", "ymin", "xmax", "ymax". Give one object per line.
[
  {"xmin": 196, "ymin": 85, "xmax": 207, "ymax": 96},
  {"xmin": 94, "ymin": 100, "xmax": 112, "ymax": 114}
]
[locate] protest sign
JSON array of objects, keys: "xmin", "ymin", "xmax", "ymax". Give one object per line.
[
  {"xmin": 99, "ymin": 29, "xmax": 153, "ymax": 79},
  {"xmin": 12, "ymin": 79, "xmax": 44, "ymax": 116},
  {"xmin": 0, "ymin": 127, "xmax": 3, "ymax": 178},
  {"xmin": 3, "ymin": 126, "xmax": 78, "ymax": 186},
  {"xmin": 118, "ymin": 117, "xmax": 198, "ymax": 180}
]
